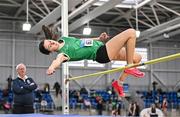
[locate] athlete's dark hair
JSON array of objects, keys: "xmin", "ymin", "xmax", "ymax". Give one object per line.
[{"xmin": 39, "ymin": 40, "xmax": 50, "ymax": 55}]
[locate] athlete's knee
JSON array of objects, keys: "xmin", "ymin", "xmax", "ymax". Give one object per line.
[
  {"xmin": 133, "ymin": 53, "xmax": 142, "ymax": 63},
  {"xmin": 126, "ymin": 28, "xmax": 136, "ymax": 38}
]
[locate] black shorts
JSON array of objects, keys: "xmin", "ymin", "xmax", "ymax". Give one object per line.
[{"xmin": 95, "ymin": 45, "xmax": 110, "ymax": 63}]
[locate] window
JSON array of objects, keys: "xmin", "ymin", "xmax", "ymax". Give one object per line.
[
  {"xmin": 95, "ymin": 0, "xmax": 144, "ymax": 8},
  {"xmin": 111, "ymin": 61, "xmax": 127, "ymax": 68},
  {"xmin": 68, "ymin": 60, "xmax": 84, "ymax": 67},
  {"xmin": 122, "ymin": 0, "xmax": 143, "ymax": 5},
  {"xmin": 87, "ymin": 60, "xmax": 105, "ymax": 67},
  {"xmin": 112, "ymin": 48, "xmax": 148, "ymax": 69}
]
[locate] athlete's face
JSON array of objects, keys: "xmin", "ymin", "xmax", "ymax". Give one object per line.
[{"xmin": 44, "ymin": 40, "xmax": 59, "ymax": 52}]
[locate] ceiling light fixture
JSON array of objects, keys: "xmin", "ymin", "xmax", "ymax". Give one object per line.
[
  {"xmin": 135, "ymin": 0, "xmax": 140, "ymax": 38},
  {"xmin": 22, "ymin": 0, "xmax": 31, "ymax": 31},
  {"xmin": 83, "ymin": 8, "xmax": 91, "ymax": 35},
  {"xmin": 83, "ymin": 26, "xmax": 92, "ymax": 35}
]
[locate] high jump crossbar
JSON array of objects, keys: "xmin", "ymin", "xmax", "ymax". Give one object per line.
[{"xmin": 66, "ymin": 53, "xmax": 180, "ymax": 81}]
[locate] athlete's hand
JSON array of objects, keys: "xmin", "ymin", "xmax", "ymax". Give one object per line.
[
  {"xmin": 46, "ymin": 68, "xmax": 55, "ymax": 75},
  {"xmin": 99, "ymin": 32, "xmax": 110, "ymax": 41}
]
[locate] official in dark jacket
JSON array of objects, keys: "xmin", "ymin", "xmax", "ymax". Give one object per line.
[{"xmin": 12, "ymin": 63, "xmax": 37, "ymax": 114}]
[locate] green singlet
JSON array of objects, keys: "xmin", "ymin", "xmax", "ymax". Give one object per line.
[{"xmin": 57, "ymin": 36, "xmax": 104, "ymax": 61}]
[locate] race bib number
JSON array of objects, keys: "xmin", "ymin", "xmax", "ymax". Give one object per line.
[{"xmin": 80, "ymin": 39, "xmax": 93, "ymax": 47}]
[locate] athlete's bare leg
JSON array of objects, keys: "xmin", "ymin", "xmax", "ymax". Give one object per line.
[
  {"xmin": 108, "ymin": 29, "xmax": 144, "ymax": 97},
  {"xmin": 106, "ymin": 28, "xmax": 136, "ymax": 64}
]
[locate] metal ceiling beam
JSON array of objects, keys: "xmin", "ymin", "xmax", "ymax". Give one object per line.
[
  {"xmin": 156, "ymin": 2, "xmax": 180, "ymax": 16},
  {"xmin": 69, "ymin": 0, "xmax": 122, "ymax": 32},
  {"xmin": 94, "ymin": 0, "xmax": 152, "ymax": 9},
  {"xmin": 139, "ymin": 10, "xmax": 157, "ymax": 26},
  {"xmin": 69, "ymin": 0, "xmax": 98, "ymax": 21},
  {"xmin": 14, "ymin": 0, "xmax": 26, "ymax": 17},
  {"xmin": 29, "ymin": 0, "xmax": 83, "ymax": 34},
  {"xmin": 31, "ymin": 0, "xmax": 47, "ymax": 16},
  {"xmin": 6, "ymin": 0, "xmax": 21, "ymax": 5},
  {"xmin": 52, "ymin": 0, "xmax": 61, "ymax": 5},
  {"xmin": 40, "ymin": 0, "xmax": 50, "ymax": 13},
  {"xmin": 54, "ymin": 0, "xmax": 98, "ymax": 28},
  {"xmin": 0, "ymin": 3, "xmax": 21, "ymax": 7},
  {"xmin": 29, "ymin": 13, "xmax": 37, "ymax": 24},
  {"xmin": 127, "ymin": 19, "xmax": 133, "ymax": 28},
  {"xmin": 134, "ymin": 0, "xmax": 153, "ymax": 9},
  {"xmin": 93, "ymin": 19, "xmax": 104, "ymax": 23},
  {"xmin": 159, "ymin": 0, "xmax": 180, "ymax": 5},
  {"xmin": 131, "ymin": 17, "xmax": 154, "ymax": 28},
  {"xmin": 145, "ymin": 28, "xmax": 180, "ymax": 43},
  {"xmin": 91, "ymin": 19, "xmax": 124, "ymax": 31},
  {"xmin": 151, "ymin": 4, "xmax": 160, "ymax": 25},
  {"xmin": 141, "ymin": 7, "xmax": 172, "ymax": 12},
  {"xmin": 0, "ymin": 16, "xmax": 25, "ymax": 20},
  {"xmin": 0, "ymin": 12, "xmax": 9, "ymax": 16},
  {"xmin": 111, "ymin": 8, "xmax": 155, "ymax": 28},
  {"xmin": 155, "ymin": 5, "xmax": 171, "ymax": 18},
  {"xmin": 138, "ymin": 16, "xmax": 180, "ymax": 42},
  {"xmin": 90, "ymin": 22, "xmax": 134, "ymax": 27},
  {"xmin": 102, "ymin": 11, "xmax": 165, "ymax": 19},
  {"xmin": 29, "ymin": 6, "xmax": 61, "ymax": 33},
  {"xmin": 109, "ymin": 8, "xmax": 130, "ymax": 24},
  {"xmin": 109, "ymin": 16, "xmax": 124, "ymax": 24},
  {"xmin": 68, "ymin": 0, "xmax": 85, "ymax": 11},
  {"xmin": 29, "ymin": 9, "xmax": 44, "ymax": 18}
]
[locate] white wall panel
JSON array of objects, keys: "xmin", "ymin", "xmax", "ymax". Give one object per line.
[{"xmin": 0, "ymin": 40, "xmax": 12, "ymax": 64}]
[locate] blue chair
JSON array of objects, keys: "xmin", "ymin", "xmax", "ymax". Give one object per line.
[{"xmin": 69, "ymin": 98, "xmax": 77, "ymax": 109}]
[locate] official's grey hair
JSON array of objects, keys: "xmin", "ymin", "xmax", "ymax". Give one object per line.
[{"xmin": 16, "ymin": 63, "xmax": 26, "ymax": 70}]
